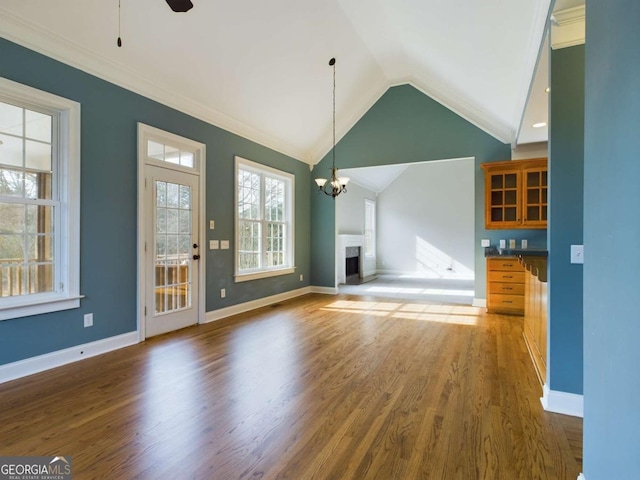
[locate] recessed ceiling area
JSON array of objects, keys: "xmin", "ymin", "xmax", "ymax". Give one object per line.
[{"xmin": 0, "ymin": 0, "xmax": 556, "ymax": 163}]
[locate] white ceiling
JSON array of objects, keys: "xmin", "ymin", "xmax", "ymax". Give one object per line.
[{"xmin": 0, "ymin": 0, "xmax": 553, "ymax": 164}]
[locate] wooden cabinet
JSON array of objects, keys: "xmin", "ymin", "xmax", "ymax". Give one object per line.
[
  {"xmin": 481, "ymin": 158, "xmax": 547, "ymax": 229},
  {"xmin": 521, "ymin": 257, "xmax": 547, "ymax": 386},
  {"xmin": 486, "ymin": 257, "xmax": 525, "ymax": 315}
]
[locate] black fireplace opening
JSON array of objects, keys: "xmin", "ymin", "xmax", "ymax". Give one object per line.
[{"xmin": 345, "ymin": 246, "xmax": 361, "ymax": 285}]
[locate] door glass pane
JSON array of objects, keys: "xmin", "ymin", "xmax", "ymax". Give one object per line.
[
  {"xmin": 491, "ymin": 208, "xmax": 503, "ymax": 222},
  {"xmin": 527, "ymin": 189, "xmax": 540, "ymax": 204},
  {"xmin": 491, "ymin": 191, "xmax": 503, "ymax": 206},
  {"xmin": 527, "ymin": 206, "xmax": 540, "ymax": 221},
  {"xmin": 505, "ymin": 207, "xmax": 517, "ymax": 221},
  {"xmin": 154, "ymin": 180, "xmax": 192, "ymax": 315}
]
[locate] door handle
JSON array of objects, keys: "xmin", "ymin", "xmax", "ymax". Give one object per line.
[
  {"xmin": 193, "ymin": 254, "xmax": 200, "ymax": 260},
  {"xmin": 193, "ymin": 243, "xmax": 199, "ymax": 249}
]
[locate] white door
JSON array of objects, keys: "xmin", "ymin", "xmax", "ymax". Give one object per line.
[{"xmin": 145, "ymin": 165, "xmax": 200, "ymax": 337}]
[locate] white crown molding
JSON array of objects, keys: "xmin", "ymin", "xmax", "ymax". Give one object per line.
[
  {"xmin": 551, "ymin": 5, "xmax": 586, "ymax": 50},
  {"xmin": 0, "ymin": 332, "xmax": 138, "ymax": 384},
  {"xmin": 541, "ymin": 383, "xmax": 584, "ymax": 417},
  {"xmin": 0, "ymin": 8, "xmax": 311, "ymax": 164}
]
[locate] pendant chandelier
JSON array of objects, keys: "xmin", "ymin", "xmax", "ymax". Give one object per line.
[{"xmin": 315, "ymin": 57, "xmax": 349, "ymax": 198}]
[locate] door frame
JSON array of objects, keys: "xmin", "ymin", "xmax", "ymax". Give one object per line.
[{"xmin": 136, "ymin": 123, "xmax": 206, "ymax": 341}]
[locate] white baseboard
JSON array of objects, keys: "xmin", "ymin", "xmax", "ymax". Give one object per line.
[
  {"xmin": 204, "ymin": 287, "xmax": 318, "ymax": 323},
  {"xmin": 541, "ymin": 383, "xmax": 584, "ymax": 417},
  {"xmin": 472, "ymin": 298, "xmax": 487, "ymax": 308},
  {"xmin": 0, "ymin": 331, "xmax": 139, "ymax": 385},
  {"xmin": 578, "ymin": 473, "xmax": 586, "ymax": 480},
  {"xmin": 310, "ymin": 286, "xmax": 338, "ymax": 295}
]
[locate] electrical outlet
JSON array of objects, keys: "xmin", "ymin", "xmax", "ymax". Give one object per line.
[
  {"xmin": 220, "ymin": 288, "xmax": 226, "ymax": 298},
  {"xmin": 481, "ymin": 239, "xmax": 490, "ymax": 247},
  {"xmin": 209, "ymin": 240, "xmax": 219, "ymax": 250},
  {"xmin": 84, "ymin": 313, "xmax": 93, "ymax": 327}
]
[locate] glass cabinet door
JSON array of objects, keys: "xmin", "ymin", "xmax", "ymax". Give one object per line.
[
  {"xmin": 487, "ymin": 170, "xmax": 521, "ymax": 228},
  {"xmin": 523, "ymin": 168, "xmax": 547, "ymax": 227}
]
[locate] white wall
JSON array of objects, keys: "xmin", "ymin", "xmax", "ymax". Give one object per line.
[
  {"xmin": 336, "ymin": 182, "xmax": 377, "ymax": 278},
  {"xmin": 512, "ymin": 141, "xmax": 548, "ymax": 160},
  {"xmin": 377, "ymin": 158, "xmax": 474, "ymax": 278}
]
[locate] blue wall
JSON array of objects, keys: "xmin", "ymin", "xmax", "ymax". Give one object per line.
[
  {"xmin": 548, "ymin": 44, "xmax": 584, "ymax": 395},
  {"xmin": 0, "ymin": 38, "xmax": 311, "ymax": 365},
  {"xmin": 310, "ymin": 84, "xmax": 546, "ymax": 297},
  {"xmin": 583, "ymin": 1, "xmax": 640, "ymax": 478}
]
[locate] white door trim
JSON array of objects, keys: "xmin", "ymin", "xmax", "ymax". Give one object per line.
[{"xmin": 137, "ymin": 123, "xmax": 206, "ymax": 341}]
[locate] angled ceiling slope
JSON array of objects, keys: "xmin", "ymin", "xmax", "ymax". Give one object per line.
[{"xmin": 0, "ymin": 0, "xmax": 551, "ymax": 164}]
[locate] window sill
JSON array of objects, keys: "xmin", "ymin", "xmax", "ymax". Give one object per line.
[
  {"xmin": 234, "ymin": 267, "xmax": 295, "ymax": 283},
  {"xmin": 0, "ymin": 294, "xmax": 83, "ymax": 321}
]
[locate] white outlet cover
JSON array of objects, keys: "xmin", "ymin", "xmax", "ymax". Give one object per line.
[
  {"xmin": 209, "ymin": 240, "xmax": 219, "ymax": 250},
  {"xmin": 571, "ymin": 245, "xmax": 584, "ymax": 264},
  {"xmin": 481, "ymin": 239, "xmax": 490, "ymax": 247}
]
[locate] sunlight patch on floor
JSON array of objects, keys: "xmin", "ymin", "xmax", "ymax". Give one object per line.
[{"xmin": 321, "ymin": 300, "xmax": 482, "ymax": 326}]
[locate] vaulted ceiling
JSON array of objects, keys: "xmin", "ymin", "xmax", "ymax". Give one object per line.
[{"xmin": 0, "ymin": 0, "xmax": 553, "ymax": 164}]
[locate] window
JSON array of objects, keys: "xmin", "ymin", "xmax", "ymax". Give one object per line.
[
  {"xmin": 235, "ymin": 156, "xmax": 294, "ymax": 282},
  {"xmin": 0, "ymin": 78, "xmax": 80, "ymax": 321},
  {"xmin": 364, "ymin": 199, "xmax": 376, "ymax": 257}
]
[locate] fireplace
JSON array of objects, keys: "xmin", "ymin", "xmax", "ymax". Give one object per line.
[{"xmin": 345, "ymin": 246, "xmax": 361, "ymax": 285}]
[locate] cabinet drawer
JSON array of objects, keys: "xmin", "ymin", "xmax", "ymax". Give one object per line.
[
  {"xmin": 490, "ymin": 282, "xmax": 525, "ymax": 295},
  {"xmin": 488, "ymin": 294, "xmax": 524, "ymax": 312},
  {"xmin": 487, "ymin": 258, "xmax": 523, "ymax": 271},
  {"xmin": 488, "ymin": 271, "xmax": 525, "ymax": 283}
]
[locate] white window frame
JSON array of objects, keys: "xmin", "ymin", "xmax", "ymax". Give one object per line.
[
  {"xmin": 364, "ymin": 199, "xmax": 376, "ymax": 258},
  {"xmin": 234, "ymin": 156, "xmax": 295, "ymax": 282},
  {"xmin": 0, "ymin": 77, "xmax": 81, "ymax": 321}
]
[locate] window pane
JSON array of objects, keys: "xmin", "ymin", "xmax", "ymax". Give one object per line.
[
  {"xmin": 25, "ymin": 110, "xmax": 51, "ymax": 143},
  {"xmin": 156, "ymin": 207, "xmax": 166, "ymax": 233},
  {"xmin": 148, "ymin": 140, "xmax": 164, "ymax": 161},
  {"xmin": 179, "ymin": 185, "xmax": 191, "ymax": 209},
  {"xmin": 26, "ymin": 205, "xmax": 53, "ymax": 234},
  {"xmin": 166, "ymin": 208, "xmax": 178, "ymax": 233},
  {"xmin": 0, "ymin": 134, "xmax": 24, "ymax": 168},
  {"xmin": 26, "ymin": 234, "xmax": 53, "ymax": 262},
  {"xmin": 0, "ymin": 168, "xmax": 24, "ymax": 197},
  {"xmin": 166, "ymin": 183, "xmax": 179, "ymax": 208},
  {"xmin": 0, "ymin": 102, "xmax": 23, "ymax": 136},
  {"xmin": 0, "ymin": 234, "xmax": 23, "ymax": 262},
  {"xmin": 25, "ymin": 171, "xmax": 52, "ymax": 200},
  {"xmin": 165, "ymin": 145, "xmax": 180, "ymax": 165},
  {"xmin": 156, "ymin": 181, "xmax": 166, "ymax": 206},
  {"xmin": 0, "ymin": 203, "xmax": 25, "ymax": 234},
  {"xmin": 25, "ymin": 140, "xmax": 51, "ymax": 171},
  {"xmin": 180, "ymin": 151, "xmax": 194, "ymax": 168}
]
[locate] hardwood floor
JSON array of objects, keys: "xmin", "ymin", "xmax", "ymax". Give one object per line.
[{"xmin": 0, "ymin": 294, "xmax": 582, "ymax": 479}]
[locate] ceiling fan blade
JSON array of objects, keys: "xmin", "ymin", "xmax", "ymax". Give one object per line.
[{"xmin": 165, "ymin": 0, "xmax": 193, "ymax": 12}]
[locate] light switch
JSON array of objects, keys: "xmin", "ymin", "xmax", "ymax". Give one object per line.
[
  {"xmin": 570, "ymin": 245, "xmax": 584, "ymax": 264},
  {"xmin": 220, "ymin": 240, "xmax": 230, "ymax": 250},
  {"xmin": 481, "ymin": 239, "xmax": 490, "ymax": 247},
  {"xmin": 209, "ymin": 220, "xmax": 215, "ymax": 230},
  {"xmin": 209, "ymin": 240, "xmax": 219, "ymax": 250}
]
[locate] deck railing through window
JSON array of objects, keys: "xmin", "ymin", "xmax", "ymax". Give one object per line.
[{"xmin": 0, "ymin": 259, "xmax": 53, "ymax": 298}]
